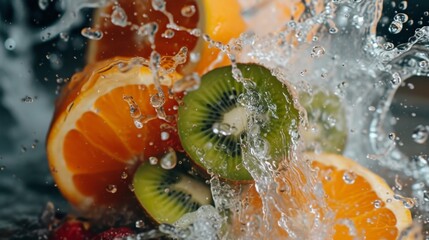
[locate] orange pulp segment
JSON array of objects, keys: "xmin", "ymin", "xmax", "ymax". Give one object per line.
[{"xmin": 47, "ymin": 57, "xmax": 182, "ymax": 210}]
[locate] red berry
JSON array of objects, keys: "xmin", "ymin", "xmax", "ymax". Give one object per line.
[
  {"xmin": 52, "ymin": 221, "xmax": 92, "ymax": 240},
  {"xmin": 91, "ymin": 227, "xmax": 134, "ymax": 240}
]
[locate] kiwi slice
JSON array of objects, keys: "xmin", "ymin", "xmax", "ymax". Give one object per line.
[
  {"xmin": 178, "ymin": 63, "xmax": 300, "ymax": 181},
  {"xmin": 133, "ymin": 163, "xmax": 213, "ymax": 224},
  {"xmin": 299, "ymin": 90, "xmax": 347, "ymax": 153}
]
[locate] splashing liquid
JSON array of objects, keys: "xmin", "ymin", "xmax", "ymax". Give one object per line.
[{"xmin": 1, "ymin": 0, "xmax": 429, "ymax": 238}]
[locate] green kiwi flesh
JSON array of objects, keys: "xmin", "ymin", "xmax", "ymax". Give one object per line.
[
  {"xmin": 178, "ymin": 63, "xmax": 300, "ymax": 181},
  {"xmin": 133, "ymin": 163, "xmax": 213, "ymax": 224},
  {"xmin": 299, "ymin": 90, "xmax": 347, "ymax": 153}
]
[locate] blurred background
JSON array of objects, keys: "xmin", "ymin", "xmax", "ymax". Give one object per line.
[{"xmin": 0, "ymin": 0, "xmax": 428, "ymax": 238}]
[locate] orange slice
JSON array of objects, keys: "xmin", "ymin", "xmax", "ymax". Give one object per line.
[
  {"xmin": 46, "ymin": 57, "xmax": 183, "ymax": 211},
  {"xmin": 236, "ymin": 153, "xmax": 412, "ymax": 239},
  {"xmin": 87, "ymin": 0, "xmax": 246, "ymax": 75}
]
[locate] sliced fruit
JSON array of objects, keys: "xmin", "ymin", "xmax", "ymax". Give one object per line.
[
  {"xmin": 133, "ymin": 161, "xmax": 213, "ymax": 224},
  {"xmin": 87, "ymin": 0, "xmax": 246, "ymax": 75},
  {"xmin": 177, "ymin": 63, "xmax": 301, "ymax": 181},
  {"xmin": 299, "ymin": 90, "xmax": 347, "ymax": 153},
  {"xmin": 237, "ymin": 153, "xmax": 412, "ymax": 239},
  {"xmin": 47, "ymin": 57, "xmax": 183, "ymax": 211}
]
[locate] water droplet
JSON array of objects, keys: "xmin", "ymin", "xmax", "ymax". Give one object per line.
[
  {"xmin": 81, "ymin": 27, "xmax": 103, "ymax": 40},
  {"xmin": 395, "ymin": 175, "xmax": 403, "ymax": 191},
  {"xmin": 388, "ymin": 132, "xmax": 396, "ymax": 140},
  {"xmin": 342, "ymin": 171, "xmax": 357, "ymax": 184},
  {"xmin": 398, "ymin": 1, "xmax": 408, "ymax": 10},
  {"xmin": 181, "ymin": 4, "xmax": 196, "ymax": 17},
  {"xmin": 150, "ymin": 93, "xmax": 165, "ymax": 108},
  {"xmin": 161, "ymin": 131, "xmax": 170, "ymax": 141},
  {"xmin": 212, "ymin": 122, "xmax": 237, "ymax": 136},
  {"xmin": 329, "ymin": 27, "xmax": 338, "ymax": 34},
  {"xmin": 412, "ymin": 125, "xmax": 428, "ymax": 144},
  {"xmin": 152, "ymin": 0, "xmax": 166, "ymax": 11},
  {"xmin": 0, "ymin": 166, "xmax": 5, "ymax": 171},
  {"xmin": 311, "ymin": 45, "xmax": 325, "ymax": 58},
  {"xmin": 134, "ymin": 120, "xmax": 143, "ymax": 129},
  {"xmin": 390, "ymin": 72, "xmax": 402, "ymax": 86},
  {"xmin": 135, "ymin": 220, "xmax": 145, "ymax": 228},
  {"xmin": 4, "ymin": 38, "xmax": 16, "ymax": 51},
  {"xmin": 21, "ymin": 96, "xmax": 33, "ymax": 103},
  {"xmin": 419, "ymin": 60, "xmax": 428, "ymax": 68},
  {"xmin": 424, "ymin": 191, "xmax": 429, "ymax": 202},
  {"xmin": 149, "ymin": 157, "xmax": 158, "ymax": 165},
  {"xmin": 59, "ymin": 32, "xmax": 69, "ymax": 42},
  {"xmin": 402, "ymin": 198, "xmax": 415, "ymax": 209},
  {"xmin": 106, "ymin": 184, "xmax": 117, "ymax": 193},
  {"xmin": 161, "ymin": 29, "xmax": 175, "ymax": 39},
  {"xmin": 160, "ymin": 149, "xmax": 177, "ymax": 169},
  {"xmin": 373, "ymin": 199, "xmax": 382, "ymax": 208},
  {"xmin": 38, "ymin": 0, "xmax": 49, "ymax": 10},
  {"xmin": 121, "ymin": 172, "xmax": 128, "ymax": 179},
  {"xmin": 111, "ymin": 6, "xmax": 128, "ymax": 27},
  {"xmin": 383, "ymin": 42, "xmax": 395, "ymax": 50},
  {"xmin": 394, "ymin": 13, "xmax": 408, "ymax": 23},
  {"xmin": 368, "ymin": 106, "xmax": 376, "ymax": 111},
  {"xmin": 389, "ymin": 21, "xmax": 403, "ymax": 34}
]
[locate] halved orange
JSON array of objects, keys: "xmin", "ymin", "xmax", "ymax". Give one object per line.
[
  {"xmin": 87, "ymin": 0, "xmax": 246, "ymax": 75},
  {"xmin": 47, "ymin": 57, "xmax": 183, "ymax": 211},
  {"xmin": 235, "ymin": 153, "xmax": 412, "ymax": 239}
]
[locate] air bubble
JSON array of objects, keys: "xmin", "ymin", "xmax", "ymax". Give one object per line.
[
  {"xmin": 388, "ymin": 132, "xmax": 396, "ymax": 140},
  {"xmin": 181, "ymin": 5, "xmax": 196, "ymax": 17},
  {"xmin": 212, "ymin": 123, "xmax": 237, "ymax": 136},
  {"xmin": 81, "ymin": 27, "xmax": 103, "ymax": 40},
  {"xmin": 311, "ymin": 45, "xmax": 326, "ymax": 58},
  {"xmin": 111, "ymin": 6, "xmax": 128, "ymax": 27},
  {"xmin": 342, "ymin": 171, "xmax": 357, "ymax": 184},
  {"xmin": 0, "ymin": 166, "xmax": 5, "ymax": 171},
  {"xmin": 393, "ymin": 13, "xmax": 408, "ymax": 23},
  {"xmin": 424, "ymin": 191, "xmax": 429, "ymax": 202},
  {"xmin": 398, "ymin": 1, "xmax": 407, "ymax": 10},
  {"xmin": 106, "ymin": 184, "xmax": 117, "ymax": 193},
  {"xmin": 383, "ymin": 42, "xmax": 395, "ymax": 51},
  {"xmin": 388, "ymin": 21, "xmax": 403, "ymax": 34},
  {"xmin": 412, "ymin": 125, "xmax": 428, "ymax": 144},
  {"xmin": 121, "ymin": 172, "xmax": 128, "ymax": 179}
]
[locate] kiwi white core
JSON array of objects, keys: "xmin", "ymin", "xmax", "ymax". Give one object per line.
[
  {"xmin": 213, "ymin": 106, "xmax": 247, "ymax": 137},
  {"xmin": 173, "ymin": 174, "xmax": 212, "ymax": 204}
]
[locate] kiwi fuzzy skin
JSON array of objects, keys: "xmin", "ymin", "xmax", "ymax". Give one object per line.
[{"xmin": 178, "ymin": 63, "xmax": 301, "ymax": 182}]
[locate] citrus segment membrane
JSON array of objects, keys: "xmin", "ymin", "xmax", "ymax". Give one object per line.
[
  {"xmin": 47, "ymin": 58, "xmax": 182, "ymax": 210},
  {"xmin": 133, "ymin": 162, "xmax": 213, "ymax": 224},
  {"xmin": 178, "ymin": 64, "xmax": 300, "ymax": 181}
]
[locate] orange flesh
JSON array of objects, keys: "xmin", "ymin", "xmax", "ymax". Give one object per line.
[
  {"xmin": 88, "ymin": 0, "xmax": 199, "ymax": 68},
  {"xmin": 53, "ymin": 74, "xmax": 182, "ymax": 206},
  {"xmin": 315, "ymin": 162, "xmax": 398, "ymax": 239},
  {"xmin": 241, "ymin": 161, "xmax": 400, "ymax": 239}
]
